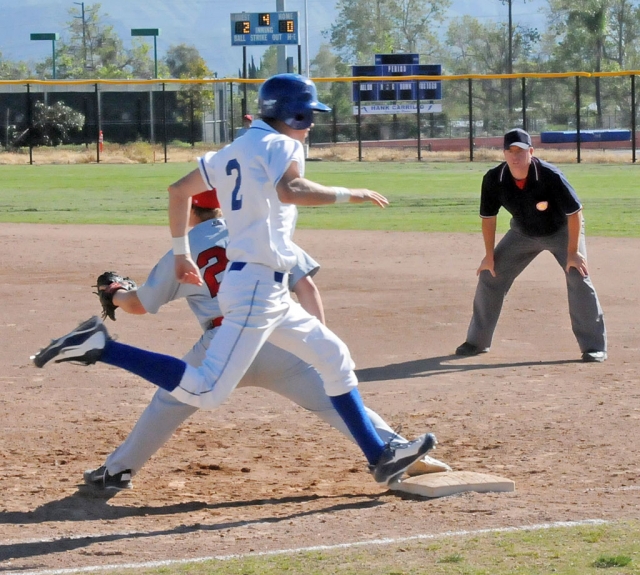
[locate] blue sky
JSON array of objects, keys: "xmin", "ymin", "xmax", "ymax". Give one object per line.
[{"xmin": 1, "ymin": 0, "xmax": 547, "ymax": 77}]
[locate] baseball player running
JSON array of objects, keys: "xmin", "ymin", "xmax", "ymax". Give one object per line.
[
  {"xmin": 33, "ymin": 73, "xmax": 436, "ymax": 487},
  {"xmin": 81, "ymin": 190, "xmax": 450, "ymax": 490},
  {"xmin": 456, "ymin": 128, "xmax": 607, "ymax": 362}
]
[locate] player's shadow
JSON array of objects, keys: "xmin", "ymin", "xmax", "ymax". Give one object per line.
[
  {"xmin": 0, "ymin": 490, "xmax": 385, "ymax": 563},
  {"xmin": 355, "ymin": 354, "xmax": 579, "ymax": 382}
]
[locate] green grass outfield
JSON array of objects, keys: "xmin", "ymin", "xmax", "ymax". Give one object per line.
[{"xmin": 0, "ymin": 162, "xmax": 638, "ymax": 236}]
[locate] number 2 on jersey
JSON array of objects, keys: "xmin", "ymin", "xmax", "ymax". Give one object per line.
[
  {"xmin": 226, "ymin": 159, "xmax": 242, "ymax": 211},
  {"xmin": 196, "ymin": 246, "xmax": 229, "ymax": 298}
]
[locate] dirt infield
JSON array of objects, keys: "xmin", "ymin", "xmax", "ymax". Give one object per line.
[{"xmin": 1, "ymin": 224, "xmax": 639, "ymax": 572}]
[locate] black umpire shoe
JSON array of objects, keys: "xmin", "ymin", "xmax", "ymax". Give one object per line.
[
  {"xmin": 31, "ymin": 316, "xmax": 108, "ymax": 367},
  {"xmin": 84, "ymin": 466, "xmax": 133, "ymax": 492},
  {"xmin": 455, "ymin": 341, "xmax": 489, "ymax": 356}
]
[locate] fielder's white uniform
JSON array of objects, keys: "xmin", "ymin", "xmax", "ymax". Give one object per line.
[
  {"xmin": 105, "ymin": 217, "xmax": 407, "ymax": 475},
  {"xmin": 172, "ymin": 120, "xmax": 358, "ymax": 409}
]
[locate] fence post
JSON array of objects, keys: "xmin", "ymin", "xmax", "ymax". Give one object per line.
[
  {"xmin": 332, "ymin": 106, "xmax": 337, "ymax": 144},
  {"xmin": 356, "ymin": 82, "xmax": 362, "ymax": 162},
  {"xmin": 242, "ymin": 47, "xmax": 247, "ymax": 117},
  {"xmin": 229, "ymin": 81, "xmax": 234, "ymax": 141},
  {"xmin": 416, "ymin": 79, "xmax": 422, "ymax": 161},
  {"xmin": 162, "ymin": 82, "xmax": 167, "ymax": 163},
  {"xmin": 575, "ymin": 76, "xmax": 581, "ymax": 164},
  {"xmin": 190, "ymin": 92, "xmax": 195, "ymax": 147},
  {"xmin": 95, "ymin": 83, "xmax": 101, "ymax": 164},
  {"xmin": 521, "ymin": 77, "xmax": 527, "ymax": 131},
  {"xmin": 632, "ymin": 75, "xmax": 636, "ymax": 164},
  {"xmin": 468, "ymin": 78, "xmax": 474, "ymax": 162},
  {"xmin": 26, "ymin": 83, "xmax": 33, "ymax": 165}
]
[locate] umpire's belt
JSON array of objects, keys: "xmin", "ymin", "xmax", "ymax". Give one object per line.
[{"xmin": 229, "ymin": 261, "xmax": 286, "ymax": 283}]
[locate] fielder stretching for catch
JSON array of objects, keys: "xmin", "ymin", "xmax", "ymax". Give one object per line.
[
  {"xmin": 33, "ymin": 73, "xmax": 436, "ymax": 487},
  {"xmin": 81, "ymin": 190, "xmax": 450, "ymax": 491}
]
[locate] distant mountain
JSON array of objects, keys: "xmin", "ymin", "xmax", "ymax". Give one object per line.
[{"xmin": 0, "ymin": 0, "xmax": 546, "ymax": 78}]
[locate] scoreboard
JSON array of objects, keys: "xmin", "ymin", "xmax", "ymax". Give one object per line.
[
  {"xmin": 231, "ymin": 12, "xmax": 299, "ymax": 46},
  {"xmin": 352, "ymin": 54, "xmax": 442, "ymax": 102}
]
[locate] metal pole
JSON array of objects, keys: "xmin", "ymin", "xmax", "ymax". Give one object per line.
[
  {"xmin": 276, "ymin": 0, "xmax": 286, "ymax": 73},
  {"xmin": 507, "ymin": 0, "xmax": 512, "ymax": 120},
  {"xmin": 242, "ymin": 46, "xmax": 247, "ymax": 117},
  {"xmin": 52, "ymin": 38, "xmax": 57, "ymax": 79},
  {"xmin": 95, "ymin": 83, "xmax": 101, "ymax": 163},
  {"xmin": 298, "ymin": 44, "xmax": 302, "ymax": 75},
  {"xmin": 632, "ymin": 75, "xmax": 637, "ymax": 163},
  {"xmin": 575, "ymin": 76, "xmax": 581, "ymax": 164},
  {"xmin": 521, "ymin": 77, "xmax": 527, "ymax": 131},
  {"xmin": 27, "ymin": 84, "xmax": 33, "ymax": 165},
  {"xmin": 416, "ymin": 79, "xmax": 421, "ymax": 161},
  {"xmin": 304, "ymin": 0, "xmax": 310, "ymax": 76},
  {"xmin": 332, "ymin": 106, "xmax": 337, "ymax": 143},
  {"xmin": 356, "ymin": 82, "xmax": 362, "ymax": 162},
  {"xmin": 230, "ymin": 81, "xmax": 235, "ymax": 141},
  {"xmin": 162, "ymin": 82, "xmax": 167, "ymax": 163},
  {"xmin": 153, "ymin": 35, "xmax": 158, "ymax": 79},
  {"xmin": 468, "ymin": 78, "xmax": 474, "ymax": 162}
]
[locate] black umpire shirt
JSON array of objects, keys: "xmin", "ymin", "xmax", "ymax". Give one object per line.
[{"xmin": 480, "ymin": 157, "xmax": 582, "ymax": 237}]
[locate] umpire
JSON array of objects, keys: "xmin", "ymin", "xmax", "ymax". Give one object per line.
[{"xmin": 456, "ymin": 128, "xmax": 607, "ymax": 362}]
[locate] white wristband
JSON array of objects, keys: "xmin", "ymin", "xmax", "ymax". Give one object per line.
[
  {"xmin": 172, "ymin": 235, "xmax": 190, "ymax": 255},
  {"xmin": 332, "ymin": 186, "xmax": 351, "ymax": 204}
]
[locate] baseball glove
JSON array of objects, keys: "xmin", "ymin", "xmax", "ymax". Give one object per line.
[{"xmin": 94, "ymin": 271, "xmax": 137, "ymax": 321}]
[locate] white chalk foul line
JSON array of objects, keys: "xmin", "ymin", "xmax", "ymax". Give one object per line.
[{"xmin": 2, "ymin": 518, "xmax": 609, "ymax": 575}]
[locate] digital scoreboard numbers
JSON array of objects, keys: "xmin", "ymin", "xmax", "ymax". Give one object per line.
[{"xmin": 231, "ymin": 12, "xmax": 299, "ymax": 46}]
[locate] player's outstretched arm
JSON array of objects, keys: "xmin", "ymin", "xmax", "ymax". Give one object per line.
[
  {"xmin": 276, "ymin": 162, "xmax": 388, "ymax": 208},
  {"xmin": 112, "ymin": 289, "xmax": 147, "ymax": 315},
  {"xmin": 168, "ymin": 169, "xmax": 207, "ymax": 286}
]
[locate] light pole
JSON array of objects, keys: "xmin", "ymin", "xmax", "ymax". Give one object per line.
[
  {"xmin": 131, "ymin": 28, "xmax": 160, "ymax": 78},
  {"xmin": 131, "ymin": 28, "xmax": 160, "ymax": 145},
  {"xmin": 304, "ymin": 0, "xmax": 310, "ymax": 76},
  {"xmin": 30, "ymin": 33, "xmax": 59, "ymax": 79}
]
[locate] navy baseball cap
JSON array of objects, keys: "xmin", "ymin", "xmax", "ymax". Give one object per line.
[{"xmin": 504, "ymin": 128, "xmax": 532, "ymax": 149}]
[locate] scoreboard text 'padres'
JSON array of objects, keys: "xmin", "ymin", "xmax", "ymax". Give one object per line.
[{"xmin": 231, "ymin": 12, "xmax": 299, "ymax": 46}]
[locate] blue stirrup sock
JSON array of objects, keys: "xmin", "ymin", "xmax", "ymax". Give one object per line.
[
  {"xmin": 330, "ymin": 389, "xmax": 385, "ymax": 465},
  {"xmin": 101, "ymin": 340, "xmax": 186, "ymax": 392}
]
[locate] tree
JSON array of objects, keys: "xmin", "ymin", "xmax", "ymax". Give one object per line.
[
  {"xmin": 32, "ymin": 3, "xmax": 157, "ymax": 79},
  {"xmin": 444, "ymin": 15, "xmax": 541, "ymax": 132},
  {"xmin": 164, "ymin": 44, "xmax": 214, "ymax": 126},
  {"xmin": 328, "ymin": 0, "xmax": 450, "ymax": 64},
  {"xmin": 165, "ymin": 44, "xmax": 211, "ymax": 79},
  {"xmin": 0, "ymin": 52, "xmax": 31, "ymax": 80},
  {"xmin": 544, "ymin": 0, "xmax": 640, "ymax": 125},
  {"xmin": 13, "ymin": 101, "xmax": 84, "ymax": 147}
]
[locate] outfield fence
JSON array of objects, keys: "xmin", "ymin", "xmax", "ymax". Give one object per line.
[{"xmin": 1, "ymin": 71, "xmax": 639, "ymax": 163}]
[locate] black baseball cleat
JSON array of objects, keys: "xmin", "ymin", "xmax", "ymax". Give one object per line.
[
  {"xmin": 455, "ymin": 341, "xmax": 489, "ymax": 356},
  {"xmin": 371, "ymin": 433, "xmax": 437, "ymax": 486},
  {"xmin": 31, "ymin": 316, "xmax": 109, "ymax": 368},
  {"xmin": 83, "ymin": 465, "xmax": 133, "ymax": 492}
]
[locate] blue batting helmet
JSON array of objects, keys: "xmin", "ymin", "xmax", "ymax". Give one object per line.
[{"xmin": 258, "ymin": 73, "xmax": 331, "ymax": 130}]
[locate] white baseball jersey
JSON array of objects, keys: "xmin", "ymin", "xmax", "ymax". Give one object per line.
[
  {"xmin": 137, "ymin": 218, "xmax": 319, "ymax": 332},
  {"xmin": 197, "ymin": 119, "xmax": 305, "ymax": 272}
]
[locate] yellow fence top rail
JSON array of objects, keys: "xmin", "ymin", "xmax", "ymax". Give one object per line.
[{"xmin": 2, "ymin": 70, "xmax": 640, "ymax": 86}]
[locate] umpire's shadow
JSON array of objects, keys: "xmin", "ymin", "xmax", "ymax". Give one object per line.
[
  {"xmin": 0, "ymin": 490, "xmax": 385, "ymax": 563},
  {"xmin": 355, "ymin": 354, "xmax": 579, "ymax": 383}
]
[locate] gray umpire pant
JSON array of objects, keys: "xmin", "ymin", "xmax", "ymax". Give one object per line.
[{"xmin": 465, "ymin": 219, "xmax": 607, "ymax": 353}]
